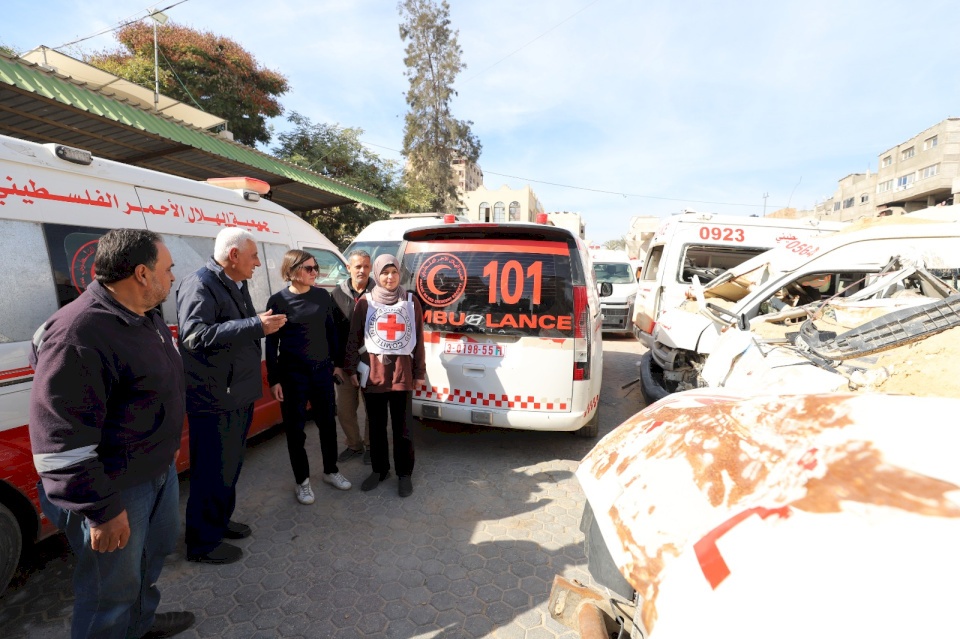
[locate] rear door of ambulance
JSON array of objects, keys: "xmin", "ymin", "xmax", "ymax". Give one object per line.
[{"xmin": 400, "ymin": 224, "xmax": 579, "ymax": 429}]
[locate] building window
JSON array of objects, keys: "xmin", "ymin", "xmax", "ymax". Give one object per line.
[
  {"xmin": 508, "ymin": 201, "xmax": 520, "ymax": 221},
  {"xmin": 920, "ymin": 164, "xmax": 939, "ymax": 179},
  {"xmin": 479, "ymin": 201, "xmax": 491, "ymax": 222},
  {"xmin": 493, "ymin": 202, "xmax": 505, "ymax": 223},
  {"xmin": 901, "ymin": 146, "xmax": 915, "ymax": 160},
  {"xmin": 833, "ymin": 202, "xmax": 841, "ymax": 211},
  {"xmin": 924, "ymin": 135, "xmax": 938, "ymax": 150},
  {"xmin": 860, "ymin": 193, "xmax": 869, "ymax": 204},
  {"xmin": 896, "ymin": 173, "xmax": 915, "ymax": 189},
  {"xmin": 882, "ymin": 155, "xmax": 892, "ymax": 167},
  {"xmin": 842, "ymin": 197, "xmax": 855, "ymax": 209},
  {"xmin": 877, "ymin": 179, "xmax": 893, "ymax": 193}
]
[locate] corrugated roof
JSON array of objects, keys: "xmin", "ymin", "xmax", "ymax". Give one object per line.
[{"xmin": 0, "ymin": 52, "xmax": 391, "ymax": 212}]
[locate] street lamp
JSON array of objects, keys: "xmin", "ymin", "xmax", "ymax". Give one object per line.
[{"xmin": 149, "ymin": 8, "xmax": 169, "ymax": 112}]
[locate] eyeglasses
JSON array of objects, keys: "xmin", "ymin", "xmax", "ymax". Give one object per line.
[{"xmin": 300, "ymin": 264, "xmax": 320, "ymax": 273}]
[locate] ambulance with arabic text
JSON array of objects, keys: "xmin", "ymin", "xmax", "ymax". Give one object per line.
[
  {"xmin": 397, "ymin": 220, "xmax": 606, "ymax": 438},
  {"xmin": 632, "ymin": 210, "xmax": 844, "ymax": 346},
  {"xmin": 0, "ymin": 133, "xmax": 348, "ymax": 594}
]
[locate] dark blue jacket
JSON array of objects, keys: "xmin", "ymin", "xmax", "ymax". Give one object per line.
[
  {"xmin": 176, "ymin": 258, "xmax": 264, "ymax": 413},
  {"xmin": 29, "ymin": 281, "xmax": 185, "ymax": 525}
]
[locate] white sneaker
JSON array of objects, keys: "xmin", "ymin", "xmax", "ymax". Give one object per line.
[
  {"xmin": 296, "ymin": 479, "xmax": 315, "ymax": 505},
  {"xmin": 323, "ymin": 472, "xmax": 352, "ymax": 491}
]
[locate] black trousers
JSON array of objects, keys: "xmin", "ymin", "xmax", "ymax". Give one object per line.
[
  {"xmin": 185, "ymin": 404, "xmax": 253, "ymax": 555},
  {"xmin": 280, "ymin": 362, "xmax": 339, "ymax": 484},
  {"xmin": 363, "ymin": 390, "xmax": 415, "ymax": 477}
]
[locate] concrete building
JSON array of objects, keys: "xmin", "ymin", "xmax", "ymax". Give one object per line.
[
  {"xmin": 461, "ymin": 184, "xmax": 545, "ymax": 223},
  {"xmin": 546, "ymin": 211, "xmax": 585, "ymax": 238},
  {"xmin": 451, "ymin": 156, "xmax": 484, "ymax": 204},
  {"xmin": 800, "ymin": 117, "xmax": 960, "ymax": 222}
]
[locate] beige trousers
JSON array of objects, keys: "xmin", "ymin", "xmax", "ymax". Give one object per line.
[{"xmin": 336, "ymin": 380, "xmax": 369, "ymax": 450}]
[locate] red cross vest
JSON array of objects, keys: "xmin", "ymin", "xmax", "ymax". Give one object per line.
[{"xmin": 363, "ymin": 292, "xmax": 417, "ymax": 356}]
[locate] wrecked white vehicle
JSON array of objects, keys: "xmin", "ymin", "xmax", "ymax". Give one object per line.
[
  {"xmin": 639, "ymin": 216, "xmax": 960, "ymax": 403},
  {"xmin": 550, "ymin": 390, "xmax": 960, "ymax": 639}
]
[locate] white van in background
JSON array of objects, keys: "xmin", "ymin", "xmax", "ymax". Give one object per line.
[
  {"xmin": 343, "ymin": 213, "xmax": 468, "ymax": 260},
  {"xmin": 398, "ymin": 222, "xmax": 605, "ymax": 437},
  {"xmin": 590, "ymin": 249, "xmax": 637, "ymax": 335},
  {"xmin": 632, "ymin": 211, "xmax": 844, "ymax": 346},
  {"xmin": 0, "ymin": 133, "xmax": 347, "ymax": 594}
]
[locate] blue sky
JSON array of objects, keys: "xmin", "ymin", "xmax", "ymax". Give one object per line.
[{"xmin": 5, "ymin": 0, "xmax": 960, "ymax": 242}]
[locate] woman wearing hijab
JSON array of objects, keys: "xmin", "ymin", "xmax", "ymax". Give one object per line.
[
  {"xmin": 266, "ymin": 249, "xmax": 352, "ymax": 506},
  {"xmin": 344, "ymin": 254, "xmax": 425, "ymax": 497}
]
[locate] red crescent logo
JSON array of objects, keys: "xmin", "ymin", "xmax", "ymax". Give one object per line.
[{"xmin": 416, "ymin": 253, "xmax": 467, "ymax": 307}]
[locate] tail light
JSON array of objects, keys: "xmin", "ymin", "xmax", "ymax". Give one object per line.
[{"xmin": 573, "ymin": 285, "xmax": 591, "ymax": 380}]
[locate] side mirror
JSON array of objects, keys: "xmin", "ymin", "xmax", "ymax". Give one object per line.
[{"xmin": 598, "ymin": 282, "xmax": 613, "ymax": 297}]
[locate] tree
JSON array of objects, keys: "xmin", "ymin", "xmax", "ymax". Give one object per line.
[
  {"xmin": 273, "ymin": 112, "xmax": 427, "ymax": 248},
  {"xmin": 87, "ymin": 23, "xmax": 288, "ymax": 146},
  {"xmin": 398, "ymin": 0, "xmax": 481, "ymax": 214},
  {"xmin": 603, "ymin": 237, "xmax": 627, "ymax": 251}
]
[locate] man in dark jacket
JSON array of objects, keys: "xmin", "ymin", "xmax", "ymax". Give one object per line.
[
  {"xmin": 332, "ymin": 250, "xmax": 374, "ymax": 464},
  {"xmin": 30, "ymin": 229, "xmax": 194, "ymax": 638},
  {"xmin": 177, "ymin": 228, "xmax": 286, "ymax": 565}
]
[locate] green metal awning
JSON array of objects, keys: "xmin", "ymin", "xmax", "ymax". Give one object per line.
[{"xmin": 0, "ymin": 52, "xmax": 391, "ymax": 212}]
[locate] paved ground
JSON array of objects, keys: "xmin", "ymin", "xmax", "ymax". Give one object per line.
[{"xmin": 0, "ymin": 337, "xmax": 647, "ymax": 638}]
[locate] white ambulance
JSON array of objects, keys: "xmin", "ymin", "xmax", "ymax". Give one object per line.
[
  {"xmin": 397, "ymin": 222, "xmax": 605, "ymax": 437},
  {"xmin": 589, "ymin": 249, "xmax": 637, "ymax": 335},
  {"xmin": 0, "ymin": 133, "xmax": 347, "ymax": 594},
  {"xmin": 632, "ymin": 211, "xmax": 844, "ymax": 346},
  {"xmin": 343, "ymin": 213, "xmax": 468, "ymax": 260}
]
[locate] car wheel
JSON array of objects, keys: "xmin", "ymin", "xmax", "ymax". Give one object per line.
[
  {"xmin": 575, "ymin": 405, "xmax": 600, "ymax": 438},
  {"xmin": 0, "ymin": 503, "xmax": 22, "ymax": 595},
  {"xmin": 639, "ymin": 351, "xmax": 671, "ymax": 406}
]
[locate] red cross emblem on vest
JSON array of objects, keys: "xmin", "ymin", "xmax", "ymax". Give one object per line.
[{"xmin": 377, "ymin": 314, "xmax": 406, "ymax": 340}]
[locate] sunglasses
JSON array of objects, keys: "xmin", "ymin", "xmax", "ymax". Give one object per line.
[{"xmin": 300, "ymin": 264, "xmax": 320, "ymax": 273}]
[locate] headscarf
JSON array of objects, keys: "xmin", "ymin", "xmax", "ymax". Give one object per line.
[{"xmin": 370, "ymin": 254, "xmax": 405, "ymax": 305}]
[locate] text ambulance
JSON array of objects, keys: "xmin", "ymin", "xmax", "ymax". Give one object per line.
[{"xmin": 0, "ymin": 133, "xmax": 347, "ymax": 594}]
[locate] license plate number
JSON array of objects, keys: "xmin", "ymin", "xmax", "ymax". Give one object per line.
[{"xmin": 443, "ymin": 342, "xmax": 504, "ymax": 357}]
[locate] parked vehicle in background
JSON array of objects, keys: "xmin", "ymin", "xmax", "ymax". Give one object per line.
[
  {"xmin": 640, "ymin": 213, "xmax": 960, "ymax": 403},
  {"xmin": 624, "ymin": 214, "xmax": 659, "ymax": 265},
  {"xmin": 342, "ymin": 213, "xmax": 467, "ymax": 261},
  {"xmin": 0, "ymin": 133, "xmax": 346, "ymax": 594},
  {"xmin": 398, "ymin": 222, "xmax": 605, "ymax": 437},
  {"xmin": 632, "ymin": 211, "xmax": 844, "ymax": 346},
  {"xmin": 589, "ymin": 249, "xmax": 637, "ymax": 335},
  {"xmin": 551, "ymin": 389, "xmax": 960, "ymax": 639}
]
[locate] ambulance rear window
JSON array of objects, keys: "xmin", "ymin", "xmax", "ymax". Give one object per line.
[{"xmin": 401, "ymin": 239, "xmax": 574, "ymax": 337}]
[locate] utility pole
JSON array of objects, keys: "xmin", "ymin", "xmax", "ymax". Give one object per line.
[
  {"xmin": 149, "ymin": 8, "xmax": 169, "ymax": 112},
  {"xmin": 762, "ymin": 192, "xmax": 769, "ymax": 217}
]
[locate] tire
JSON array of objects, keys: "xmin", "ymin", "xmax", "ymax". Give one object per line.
[
  {"xmin": 639, "ymin": 351, "xmax": 671, "ymax": 407},
  {"xmin": 0, "ymin": 502, "xmax": 22, "ymax": 596},
  {"xmin": 575, "ymin": 404, "xmax": 600, "ymax": 438}
]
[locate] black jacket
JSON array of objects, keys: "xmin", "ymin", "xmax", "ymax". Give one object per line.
[
  {"xmin": 29, "ymin": 281, "xmax": 185, "ymax": 525},
  {"xmin": 331, "ymin": 277, "xmax": 373, "ymax": 368},
  {"xmin": 176, "ymin": 258, "xmax": 264, "ymax": 413}
]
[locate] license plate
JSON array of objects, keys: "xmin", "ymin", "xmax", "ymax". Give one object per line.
[{"xmin": 443, "ymin": 342, "xmax": 504, "ymax": 357}]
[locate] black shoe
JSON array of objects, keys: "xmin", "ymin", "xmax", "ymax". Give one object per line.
[
  {"xmin": 361, "ymin": 471, "xmax": 389, "ymax": 492},
  {"xmin": 224, "ymin": 520, "xmax": 251, "ymax": 539},
  {"xmin": 337, "ymin": 447, "xmax": 364, "ymax": 463},
  {"xmin": 187, "ymin": 542, "xmax": 242, "ymax": 565},
  {"xmin": 362, "ymin": 448, "xmax": 372, "ymax": 465},
  {"xmin": 140, "ymin": 611, "xmax": 196, "ymax": 638},
  {"xmin": 398, "ymin": 475, "xmax": 413, "ymax": 498}
]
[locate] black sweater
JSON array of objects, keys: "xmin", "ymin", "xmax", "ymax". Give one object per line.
[
  {"xmin": 265, "ymin": 286, "xmax": 338, "ymax": 385},
  {"xmin": 29, "ymin": 281, "xmax": 185, "ymax": 525}
]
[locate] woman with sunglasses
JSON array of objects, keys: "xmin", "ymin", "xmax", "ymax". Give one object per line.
[{"xmin": 265, "ymin": 249, "xmax": 352, "ymax": 505}]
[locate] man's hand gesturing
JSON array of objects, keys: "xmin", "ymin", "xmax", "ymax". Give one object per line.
[{"xmin": 258, "ymin": 309, "xmax": 287, "ymax": 335}]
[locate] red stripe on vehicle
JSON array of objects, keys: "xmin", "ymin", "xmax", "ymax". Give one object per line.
[
  {"xmin": 405, "ymin": 240, "xmax": 569, "ymax": 256},
  {"xmin": 0, "ymin": 366, "xmax": 34, "ymax": 382}
]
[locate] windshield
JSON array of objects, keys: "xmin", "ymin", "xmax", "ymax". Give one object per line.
[
  {"xmin": 343, "ymin": 240, "xmax": 401, "ymax": 261},
  {"xmin": 401, "ymin": 238, "xmax": 575, "ymax": 337},
  {"xmin": 593, "ymin": 262, "xmax": 635, "ymax": 284}
]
